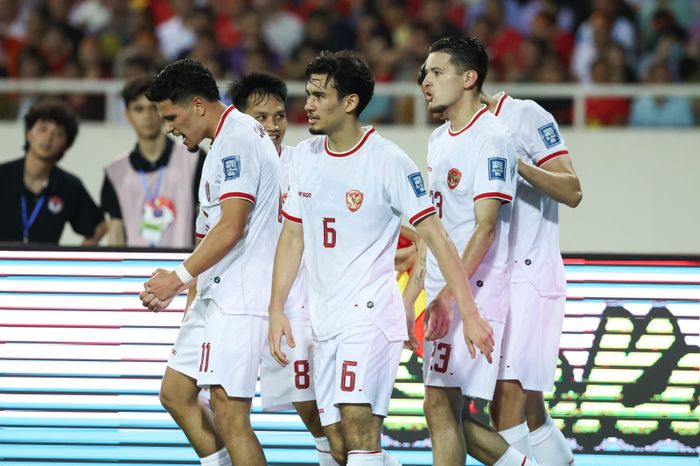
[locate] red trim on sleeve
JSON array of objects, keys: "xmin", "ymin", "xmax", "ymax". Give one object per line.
[
  {"xmin": 473, "ymin": 192, "xmax": 513, "ymax": 204},
  {"xmin": 448, "ymin": 106, "xmax": 489, "ymax": 136},
  {"xmin": 409, "ymin": 206, "xmax": 436, "ymax": 225},
  {"xmin": 213, "ymin": 105, "xmax": 236, "ymax": 140},
  {"xmin": 195, "ymin": 233, "xmax": 206, "ymax": 239},
  {"xmin": 494, "ymin": 92, "xmax": 508, "ymax": 116},
  {"xmin": 219, "ymin": 192, "xmax": 256, "ymax": 203},
  {"xmin": 281, "ymin": 209, "xmax": 302, "ymax": 223},
  {"xmin": 325, "ymin": 127, "xmax": 376, "ymax": 157},
  {"xmin": 536, "ymin": 150, "xmax": 569, "ymax": 167}
]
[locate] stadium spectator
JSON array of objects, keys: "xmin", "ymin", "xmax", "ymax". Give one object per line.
[
  {"xmin": 0, "ymin": 99, "xmax": 105, "ymax": 244},
  {"xmin": 629, "ymin": 61, "xmax": 694, "ymax": 127}
]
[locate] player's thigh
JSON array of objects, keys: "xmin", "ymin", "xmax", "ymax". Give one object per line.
[
  {"xmin": 500, "ymin": 281, "xmax": 564, "ymax": 392},
  {"xmin": 167, "ymin": 298, "xmax": 208, "ymax": 381},
  {"xmin": 197, "ymin": 310, "xmax": 268, "ymax": 398},
  {"xmin": 209, "ymin": 385, "xmax": 254, "ymax": 430},
  {"xmin": 333, "ymin": 324, "xmax": 403, "ymax": 418},
  {"xmin": 423, "ymin": 303, "xmax": 505, "ymax": 401},
  {"xmin": 261, "ymin": 319, "xmax": 316, "ymax": 411}
]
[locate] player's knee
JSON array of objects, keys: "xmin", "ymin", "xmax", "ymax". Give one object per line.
[
  {"xmin": 423, "ymin": 389, "xmax": 454, "ymax": 423},
  {"xmin": 159, "ymin": 381, "xmax": 187, "ymax": 413}
]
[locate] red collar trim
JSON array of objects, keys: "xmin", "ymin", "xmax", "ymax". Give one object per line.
[
  {"xmin": 325, "ymin": 127, "xmax": 375, "ymax": 157},
  {"xmin": 214, "ymin": 105, "xmax": 235, "ymax": 140},
  {"xmin": 494, "ymin": 92, "xmax": 508, "ymax": 116},
  {"xmin": 448, "ymin": 106, "xmax": 488, "ymax": 137}
]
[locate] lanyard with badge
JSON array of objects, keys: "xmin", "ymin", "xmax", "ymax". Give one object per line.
[
  {"xmin": 139, "ymin": 167, "xmax": 173, "ymax": 245},
  {"xmin": 20, "ymin": 193, "xmax": 45, "ymax": 243}
]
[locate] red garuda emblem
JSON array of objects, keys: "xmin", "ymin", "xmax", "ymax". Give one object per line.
[
  {"xmin": 346, "ymin": 189, "xmax": 363, "ymax": 212},
  {"xmin": 447, "ymin": 168, "xmax": 461, "ymax": 190}
]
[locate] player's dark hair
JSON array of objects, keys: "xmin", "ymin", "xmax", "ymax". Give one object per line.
[
  {"xmin": 305, "ymin": 50, "xmax": 375, "ymax": 116},
  {"xmin": 429, "ymin": 35, "xmax": 488, "ymax": 91},
  {"xmin": 417, "ymin": 61, "xmax": 427, "ymax": 86},
  {"xmin": 228, "ymin": 72, "xmax": 288, "ymax": 111},
  {"xmin": 145, "ymin": 58, "xmax": 220, "ymax": 104},
  {"xmin": 121, "ymin": 75, "xmax": 154, "ymax": 107},
  {"xmin": 23, "ymin": 99, "xmax": 79, "ymax": 161}
]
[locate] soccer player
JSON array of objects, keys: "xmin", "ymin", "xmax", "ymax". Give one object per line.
[
  {"xmin": 229, "ymin": 72, "xmax": 336, "ymax": 465},
  {"xmin": 481, "ymin": 90, "xmax": 582, "ymax": 465},
  {"xmin": 138, "ymin": 58, "xmax": 280, "ymax": 466},
  {"xmin": 101, "ymin": 76, "xmax": 205, "ymax": 247},
  {"xmin": 419, "ymin": 36, "xmax": 532, "ymax": 466},
  {"xmin": 268, "ymin": 50, "xmax": 494, "ymax": 466}
]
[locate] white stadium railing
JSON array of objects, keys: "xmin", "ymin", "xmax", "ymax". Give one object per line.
[{"xmin": 1, "ymin": 79, "xmax": 699, "ymax": 128}]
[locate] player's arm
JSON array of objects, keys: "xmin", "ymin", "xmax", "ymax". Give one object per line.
[
  {"xmin": 414, "ymin": 215, "xmax": 495, "ymax": 361},
  {"xmin": 460, "ymin": 198, "xmax": 502, "ymax": 277},
  {"xmin": 143, "ymin": 198, "xmax": 251, "ymax": 301},
  {"xmin": 106, "ymin": 218, "xmax": 126, "ymax": 246},
  {"xmin": 268, "ymin": 218, "xmax": 305, "ymax": 366},
  {"xmin": 184, "ymin": 236, "xmax": 203, "ymax": 311},
  {"xmin": 518, "ymin": 156, "xmax": 582, "ymax": 208},
  {"xmin": 402, "ymin": 239, "xmax": 426, "ymax": 350}
]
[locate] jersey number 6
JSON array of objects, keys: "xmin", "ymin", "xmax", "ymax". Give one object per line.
[{"xmin": 323, "ymin": 217, "xmax": 336, "ymax": 248}]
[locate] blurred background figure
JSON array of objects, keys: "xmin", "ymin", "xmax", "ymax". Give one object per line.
[
  {"xmin": 629, "ymin": 61, "xmax": 695, "ymax": 127},
  {"xmin": 0, "ymin": 99, "xmax": 105, "ymax": 244},
  {"xmin": 101, "ymin": 76, "xmax": 204, "ymax": 248}
]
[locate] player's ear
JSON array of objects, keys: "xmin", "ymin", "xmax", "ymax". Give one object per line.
[
  {"xmin": 464, "ymin": 70, "xmax": 478, "ymax": 91},
  {"xmin": 344, "ymin": 93, "xmax": 360, "ymax": 115},
  {"xmin": 191, "ymin": 96, "xmax": 206, "ymax": 116}
]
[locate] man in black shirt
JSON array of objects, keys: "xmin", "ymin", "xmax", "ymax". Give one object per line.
[
  {"xmin": 101, "ymin": 76, "xmax": 205, "ymax": 248},
  {"xmin": 0, "ymin": 100, "xmax": 105, "ymax": 245}
]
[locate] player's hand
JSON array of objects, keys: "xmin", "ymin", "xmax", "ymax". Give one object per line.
[
  {"xmin": 403, "ymin": 303, "xmax": 419, "ymax": 351},
  {"xmin": 139, "ymin": 290, "xmax": 174, "ymax": 312},
  {"xmin": 268, "ymin": 311, "xmax": 295, "ymax": 367},
  {"xmin": 424, "ymin": 293, "xmax": 452, "ymax": 341},
  {"xmin": 395, "ymin": 243, "xmax": 418, "ymax": 273},
  {"xmin": 462, "ymin": 313, "xmax": 495, "ymax": 363},
  {"xmin": 144, "ymin": 269, "xmax": 183, "ymax": 302}
]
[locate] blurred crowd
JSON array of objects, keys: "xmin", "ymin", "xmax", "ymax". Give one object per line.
[{"xmin": 1, "ymin": 0, "xmax": 699, "ymax": 126}]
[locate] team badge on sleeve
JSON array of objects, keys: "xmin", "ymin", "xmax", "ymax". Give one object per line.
[
  {"xmin": 346, "ymin": 190, "xmax": 364, "ymax": 212},
  {"xmin": 447, "ymin": 168, "xmax": 462, "ymax": 190},
  {"xmin": 488, "ymin": 157, "xmax": 507, "ymax": 181},
  {"xmin": 408, "ymin": 172, "xmax": 427, "ymax": 197},
  {"xmin": 538, "ymin": 123, "xmax": 561, "ymax": 148},
  {"xmin": 222, "ymin": 155, "xmax": 241, "ymax": 180}
]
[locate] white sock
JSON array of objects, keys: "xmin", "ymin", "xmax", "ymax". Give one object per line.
[
  {"xmin": 499, "ymin": 422, "xmax": 535, "ymax": 461},
  {"xmin": 313, "ymin": 436, "xmax": 340, "ymax": 466},
  {"xmin": 529, "ymin": 415, "xmax": 575, "ymax": 466},
  {"xmin": 382, "ymin": 450, "xmax": 401, "ymax": 465},
  {"xmin": 200, "ymin": 447, "xmax": 231, "ymax": 466},
  {"xmin": 494, "ymin": 446, "xmax": 533, "ymax": 466},
  {"xmin": 347, "ymin": 450, "xmax": 384, "ymax": 465}
]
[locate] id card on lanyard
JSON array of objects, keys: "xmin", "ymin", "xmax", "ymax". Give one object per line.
[
  {"xmin": 139, "ymin": 167, "xmax": 174, "ymax": 246},
  {"xmin": 21, "ymin": 193, "xmax": 45, "ymax": 243}
]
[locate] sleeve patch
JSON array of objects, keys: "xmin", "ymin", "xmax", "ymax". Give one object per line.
[
  {"xmin": 488, "ymin": 157, "xmax": 507, "ymax": 181},
  {"xmin": 222, "ymin": 155, "xmax": 241, "ymax": 180},
  {"xmin": 407, "ymin": 172, "xmax": 427, "ymax": 197},
  {"xmin": 538, "ymin": 123, "xmax": 561, "ymax": 148}
]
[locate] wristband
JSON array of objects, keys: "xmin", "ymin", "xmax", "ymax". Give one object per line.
[{"xmin": 174, "ymin": 263, "xmax": 194, "ymax": 285}]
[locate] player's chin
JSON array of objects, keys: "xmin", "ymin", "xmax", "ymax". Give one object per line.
[
  {"xmin": 186, "ymin": 143, "xmax": 200, "ymax": 153},
  {"xmin": 308, "ymin": 126, "xmax": 326, "ymax": 135}
]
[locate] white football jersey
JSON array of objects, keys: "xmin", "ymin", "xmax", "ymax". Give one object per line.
[
  {"xmin": 278, "ymin": 144, "xmax": 309, "ymax": 322},
  {"xmin": 425, "ymin": 107, "xmax": 517, "ymax": 322},
  {"xmin": 282, "ymin": 127, "xmax": 435, "ymax": 341},
  {"xmin": 195, "ymin": 105, "xmax": 279, "ymax": 315},
  {"xmin": 493, "ymin": 93, "xmax": 568, "ymax": 297}
]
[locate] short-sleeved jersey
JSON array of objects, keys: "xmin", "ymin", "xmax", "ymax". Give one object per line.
[
  {"xmin": 196, "ymin": 105, "xmax": 280, "ymax": 315},
  {"xmin": 493, "ymin": 93, "xmax": 568, "ymax": 297},
  {"xmin": 281, "ymin": 127, "xmax": 435, "ymax": 341},
  {"xmin": 278, "ymin": 144, "xmax": 308, "ymax": 322},
  {"xmin": 425, "ymin": 107, "xmax": 517, "ymax": 322}
]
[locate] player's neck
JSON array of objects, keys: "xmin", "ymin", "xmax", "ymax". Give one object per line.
[
  {"xmin": 23, "ymin": 151, "xmax": 53, "ymax": 193},
  {"xmin": 480, "ymin": 91, "xmax": 500, "ymax": 113},
  {"xmin": 447, "ymin": 93, "xmax": 484, "ymax": 132},
  {"xmin": 206, "ymin": 101, "xmax": 229, "ymax": 140},
  {"xmin": 138, "ymin": 134, "xmax": 167, "ymax": 163},
  {"xmin": 326, "ymin": 120, "xmax": 366, "ymax": 153}
]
